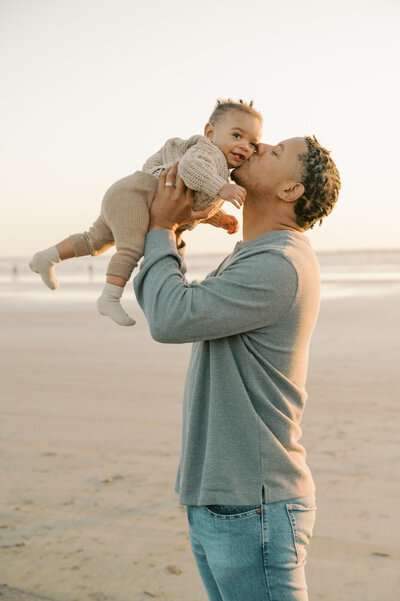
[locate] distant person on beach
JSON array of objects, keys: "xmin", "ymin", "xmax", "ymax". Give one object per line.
[
  {"xmin": 29, "ymin": 99, "xmax": 262, "ymax": 326},
  {"xmin": 134, "ymin": 137, "xmax": 340, "ymax": 601}
]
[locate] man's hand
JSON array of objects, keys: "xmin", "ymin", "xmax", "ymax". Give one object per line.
[
  {"xmin": 220, "ymin": 214, "xmax": 239, "ymax": 235},
  {"xmin": 149, "ymin": 163, "xmax": 218, "ymax": 232},
  {"xmin": 218, "ymin": 183, "xmax": 246, "ymax": 208}
]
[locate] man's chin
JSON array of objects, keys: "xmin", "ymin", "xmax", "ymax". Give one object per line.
[{"xmin": 231, "ymin": 164, "xmax": 244, "ymax": 185}]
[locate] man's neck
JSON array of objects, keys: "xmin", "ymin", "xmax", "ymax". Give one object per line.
[{"xmin": 242, "ymin": 194, "xmax": 303, "ymax": 241}]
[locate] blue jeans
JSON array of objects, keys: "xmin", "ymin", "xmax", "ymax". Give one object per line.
[{"xmin": 186, "ymin": 495, "xmax": 316, "ymax": 601}]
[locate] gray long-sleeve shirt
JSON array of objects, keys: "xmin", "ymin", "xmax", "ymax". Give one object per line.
[{"xmin": 134, "ymin": 228, "xmax": 320, "ymax": 505}]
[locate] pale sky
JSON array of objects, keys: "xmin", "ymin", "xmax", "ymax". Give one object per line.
[{"xmin": 1, "ymin": 0, "xmax": 399, "ymax": 257}]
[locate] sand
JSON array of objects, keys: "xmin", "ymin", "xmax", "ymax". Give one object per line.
[{"xmin": 1, "ymin": 281, "xmax": 399, "ymax": 601}]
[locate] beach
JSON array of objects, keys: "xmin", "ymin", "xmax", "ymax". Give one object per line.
[{"xmin": 1, "ymin": 252, "xmax": 400, "ymax": 601}]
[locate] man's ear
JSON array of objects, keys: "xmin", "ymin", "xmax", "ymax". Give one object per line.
[
  {"xmin": 277, "ymin": 182, "xmax": 305, "ymax": 203},
  {"xmin": 204, "ymin": 123, "xmax": 215, "ymax": 139}
]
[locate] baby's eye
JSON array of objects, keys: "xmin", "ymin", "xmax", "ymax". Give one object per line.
[{"xmin": 233, "ymin": 133, "xmax": 240, "ymax": 139}]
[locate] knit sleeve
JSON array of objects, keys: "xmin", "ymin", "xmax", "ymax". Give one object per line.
[
  {"xmin": 142, "ymin": 146, "xmax": 163, "ymax": 172},
  {"xmin": 178, "ymin": 141, "xmax": 228, "ymax": 198}
]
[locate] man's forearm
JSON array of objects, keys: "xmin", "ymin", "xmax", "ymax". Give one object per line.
[
  {"xmin": 148, "ymin": 223, "xmax": 183, "ymax": 241},
  {"xmin": 134, "ymin": 230, "xmax": 298, "ymax": 345}
]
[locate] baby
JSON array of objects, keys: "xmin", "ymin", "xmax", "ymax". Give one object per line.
[{"xmin": 29, "ymin": 99, "xmax": 263, "ymax": 326}]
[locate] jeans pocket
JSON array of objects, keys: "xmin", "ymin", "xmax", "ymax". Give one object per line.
[
  {"xmin": 285, "ymin": 502, "xmax": 316, "ymax": 565},
  {"xmin": 204, "ymin": 505, "xmax": 261, "ymax": 520}
]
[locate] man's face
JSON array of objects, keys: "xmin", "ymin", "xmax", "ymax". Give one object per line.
[{"xmin": 232, "ymin": 137, "xmax": 307, "ymax": 197}]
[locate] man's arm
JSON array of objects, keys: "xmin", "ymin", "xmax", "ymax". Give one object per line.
[
  {"xmin": 134, "ymin": 165, "xmax": 298, "ymax": 344},
  {"xmin": 174, "ymin": 228, "xmax": 189, "ymax": 280},
  {"xmin": 134, "ymin": 229, "xmax": 297, "ymax": 344}
]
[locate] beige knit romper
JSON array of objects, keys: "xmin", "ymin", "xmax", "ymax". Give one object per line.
[{"xmin": 69, "ymin": 135, "xmax": 229, "ymax": 281}]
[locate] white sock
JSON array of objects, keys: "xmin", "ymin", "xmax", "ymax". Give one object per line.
[
  {"xmin": 29, "ymin": 246, "xmax": 61, "ymax": 290},
  {"xmin": 97, "ymin": 283, "xmax": 136, "ymax": 327}
]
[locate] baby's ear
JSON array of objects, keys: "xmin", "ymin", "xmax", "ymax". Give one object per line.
[{"xmin": 204, "ymin": 123, "xmax": 215, "ymax": 139}]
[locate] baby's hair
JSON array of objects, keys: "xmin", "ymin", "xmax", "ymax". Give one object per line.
[{"xmin": 208, "ymin": 98, "xmax": 263, "ymax": 125}]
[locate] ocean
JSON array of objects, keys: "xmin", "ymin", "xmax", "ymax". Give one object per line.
[{"xmin": 1, "ymin": 248, "xmax": 400, "ymax": 305}]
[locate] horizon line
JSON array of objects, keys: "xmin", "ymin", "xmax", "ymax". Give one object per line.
[{"xmin": 1, "ymin": 247, "xmax": 400, "ymax": 260}]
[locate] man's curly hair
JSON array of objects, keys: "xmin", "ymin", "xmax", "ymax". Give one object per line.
[
  {"xmin": 295, "ymin": 136, "xmax": 341, "ymax": 229},
  {"xmin": 208, "ymin": 98, "xmax": 263, "ymax": 125}
]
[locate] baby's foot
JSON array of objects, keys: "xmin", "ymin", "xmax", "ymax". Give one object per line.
[
  {"xmin": 29, "ymin": 246, "xmax": 61, "ymax": 290},
  {"xmin": 97, "ymin": 283, "xmax": 136, "ymax": 326}
]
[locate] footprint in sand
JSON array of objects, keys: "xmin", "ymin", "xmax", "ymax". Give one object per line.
[{"xmin": 166, "ymin": 564, "xmax": 182, "ymax": 575}]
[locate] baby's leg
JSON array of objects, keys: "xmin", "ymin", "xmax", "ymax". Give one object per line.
[
  {"xmin": 29, "ymin": 213, "xmax": 114, "ymax": 290},
  {"xmin": 96, "ymin": 171, "xmax": 158, "ymax": 326},
  {"xmin": 69, "ymin": 212, "xmax": 115, "ymax": 258}
]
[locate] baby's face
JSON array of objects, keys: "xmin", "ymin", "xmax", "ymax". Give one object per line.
[{"xmin": 205, "ymin": 111, "xmax": 262, "ymax": 168}]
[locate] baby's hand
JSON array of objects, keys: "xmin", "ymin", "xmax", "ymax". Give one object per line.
[
  {"xmin": 220, "ymin": 214, "xmax": 239, "ymax": 235},
  {"xmin": 218, "ymin": 183, "xmax": 246, "ymax": 208}
]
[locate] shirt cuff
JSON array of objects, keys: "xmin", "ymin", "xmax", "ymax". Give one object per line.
[
  {"xmin": 146, "ymin": 229, "xmax": 185, "ymax": 252},
  {"xmin": 141, "ymin": 228, "xmax": 187, "ymax": 280},
  {"xmin": 144, "ymin": 227, "xmax": 176, "ymax": 251}
]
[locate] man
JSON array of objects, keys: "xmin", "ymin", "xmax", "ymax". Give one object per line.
[{"xmin": 134, "ymin": 136, "xmax": 340, "ymax": 601}]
